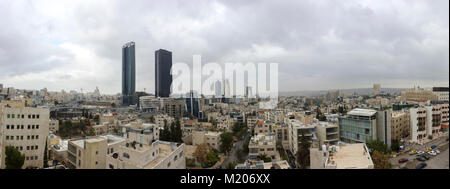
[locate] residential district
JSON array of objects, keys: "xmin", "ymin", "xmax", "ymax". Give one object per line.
[{"xmin": 0, "ymin": 42, "xmax": 448, "ymax": 170}]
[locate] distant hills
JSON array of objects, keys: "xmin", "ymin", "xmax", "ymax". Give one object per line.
[{"xmin": 279, "ymin": 88, "xmax": 408, "ymax": 97}]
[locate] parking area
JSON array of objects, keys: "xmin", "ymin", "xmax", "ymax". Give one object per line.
[
  {"xmin": 392, "ymin": 142, "xmax": 448, "ymax": 169},
  {"xmin": 391, "ymin": 136, "xmax": 449, "ymax": 169}
]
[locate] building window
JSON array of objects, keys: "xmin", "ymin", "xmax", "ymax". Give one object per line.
[
  {"xmin": 6, "ymin": 136, "xmax": 9, "ymax": 140},
  {"xmin": 7, "ymin": 114, "xmax": 10, "ymax": 118},
  {"xmin": 27, "ymin": 146, "xmax": 30, "ymax": 150},
  {"xmin": 109, "ymin": 164, "xmax": 114, "ymax": 169},
  {"xmin": 6, "ymin": 125, "xmax": 9, "ymax": 129},
  {"xmin": 21, "ymin": 125, "xmax": 24, "ymax": 129},
  {"xmin": 27, "ymin": 136, "xmax": 30, "ymax": 140},
  {"xmin": 28, "ymin": 125, "xmax": 30, "ymax": 129},
  {"xmin": 11, "ymin": 125, "xmax": 14, "ymax": 129},
  {"xmin": 12, "ymin": 114, "xmax": 15, "ymax": 118},
  {"xmin": 36, "ymin": 125, "xmax": 39, "ymax": 129},
  {"xmin": 28, "ymin": 115, "xmax": 31, "ymax": 119},
  {"xmin": 32, "ymin": 115, "xmax": 35, "ymax": 119},
  {"xmin": 36, "ymin": 135, "xmax": 39, "ymax": 139},
  {"xmin": 37, "ymin": 115, "xmax": 39, "ymax": 119}
]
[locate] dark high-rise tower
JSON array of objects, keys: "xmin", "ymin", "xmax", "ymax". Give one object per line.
[
  {"xmin": 122, "ymin": 41, "xmax": 136, "ymax": 106},
  {"xmin": 155, "ymin": 49, "xmax": 172, "ymax": 97}
]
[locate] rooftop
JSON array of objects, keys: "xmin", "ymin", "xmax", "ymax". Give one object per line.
[
  {"xmin": 327, "ymin": 143, "xmax": 373, "ymax": 169},
  {"xmin": 347, "ymin": 108, "xmax": 377, "ymax": 117}
]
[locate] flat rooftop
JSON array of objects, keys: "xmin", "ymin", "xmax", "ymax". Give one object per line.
[
  {"xmin": 347, "ymin": 109, "xmax": 377, "ymax": 117},
  {"xmin": 327, "ymin": 143, "xmax": 373, "ymax": 169}
]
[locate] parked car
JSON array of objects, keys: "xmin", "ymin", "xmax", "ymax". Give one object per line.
[
  {"xmin": 417, "ymin": 151, "xmax": 424, "ymax": 155},
  {"xmin": 422, "ymin": 155, "xmax": 430, "ymax": 160},
  {"xmin": 398, "ymin": 158, "xmax": 409, "ymax": 163},
  {"xmin": 431, "ymin": 145, "xmax": 437, "ymax": 149},
  {"xmin": 416, "ymin": 156, "xmax": 427, "ymax": 161},
  {"xmin": 435, "ymin": 150, "xmax": 440, "ymax": 154},
  {"xmin": 428, "ymin": 151, "xmax": 437, "ymax": 156},
  {"xmin": 416, "ymin": 163, "xmax": 427, "ymax": 169}
]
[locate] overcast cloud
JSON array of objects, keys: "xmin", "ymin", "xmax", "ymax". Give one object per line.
[{"xmin": 0, "ymin": 0, "xmax": 448, "ymax": 94}]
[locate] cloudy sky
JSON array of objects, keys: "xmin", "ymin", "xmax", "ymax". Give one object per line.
[{"xmin": 0, "ymin": 0, "xmax": 448, "ymax": 94}]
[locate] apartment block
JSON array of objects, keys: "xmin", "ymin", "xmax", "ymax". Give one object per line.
[
  {"xmin": 315, "ymin": 122, "xmax": 339, "ymax": 146},
  {"xmin": 192, "ymin": 130, "xmax": 222, "ymax": 150},
  {"xmin": 106, "ymin": 140, "xmax": 185, "ymax": 169},
  {"xmin": 248, "ymin": 133, "xmax": 278, "ymax": 161},
  {"xmin": 118, "ymin": 120, "xmax": 160, "ymax": 145},
  {"xmin": 0, "ymin": 100, "xmax": 50, "ymax": 169},
  {"xmin": 391, "ymin": 111, "xmax": 410, "ymax": 141},
  {"xmin": 287, "ymin": 119, "xmax": 316, "ymax": 155},
  {"xmin": 67, "ymin": 135, "xmax": 125, "ymax": 169}
]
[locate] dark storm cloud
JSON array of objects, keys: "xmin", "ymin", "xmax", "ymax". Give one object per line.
[{"xmin": 0, "ymin": 0, "xmax": 448, "ymax": 94}]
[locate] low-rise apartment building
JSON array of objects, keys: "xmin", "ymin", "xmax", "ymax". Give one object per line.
[
  {"xmin": 316, "ymin": 121, "xmax": 339, "ymax": 146},
  {"xmin": 192, "ymin": 130, "xmax": 222, "ymax": 150},
  {"xmin": 67, "ymin": 135, "xmax": 125, "ymax": 169},
  {"xmin": 106, "ymin": 140, "xmax": 185, "ymax": 169},
  {"xmin": 248, "ymin": 133, "xmax": 278, "ymax": 161}
]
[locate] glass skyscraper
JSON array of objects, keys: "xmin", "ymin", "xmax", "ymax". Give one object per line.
[
  {"xmin": 122, "ymin": 41, "xmax": 136, "ymax": 106},
  {"xmin": 155, "ymin": 49, "xmax": 172, "ymax": 98}
]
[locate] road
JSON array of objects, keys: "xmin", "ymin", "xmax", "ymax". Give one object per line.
[
  {"xmin": 220, "ymin": 131, "xmax": 250, "ymax": 168},
  {"xmin": 391, "ymin": 134, "xmax": 449, "ymax": 169}
]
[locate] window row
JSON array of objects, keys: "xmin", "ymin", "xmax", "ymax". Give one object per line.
[
  {"xmin": 6, "ymin": 125, "xmax": 40, "ymax": 130},
  {"xmin": 12, "ymin": 145, "xmax": 39, "ymax": 151},
  {"xmin": 6, "ymin": 114, "xmax": 40, "ymax": 119},
  {"xmin": 26, "ymin": 156, "xmax": 39, "ymax": 161},
  {"xmin": 5, "ymin": 135, "xmax": 40, "ymax": 140}
]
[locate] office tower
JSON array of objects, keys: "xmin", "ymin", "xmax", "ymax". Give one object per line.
[
  {"xmin": 122, "ymin": 42, "xmax": 136, "ymax": 106},
  {"xmin": 214, "ymin": 80, "xmax": 222, "ymax": 97},
  {"xmin": 155, "ymin": 49, "xmax": 172, "ymax": 98},
  {"xmin": 186, "ymin": 90, "xmax": 199, "ymax": 118}
]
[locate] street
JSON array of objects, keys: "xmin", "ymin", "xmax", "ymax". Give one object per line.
[
  {"xmin": 390, "ymin": 134, "xmax": 449, "ymax": 169},
  {"xmin": 220, "ymin": 132, "xmax": 250, "ymax": 168}
]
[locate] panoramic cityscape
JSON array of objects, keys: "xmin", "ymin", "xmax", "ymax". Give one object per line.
[{"xmin": 0, "ymin": 0, "xmax": 449, "ymax": 173}]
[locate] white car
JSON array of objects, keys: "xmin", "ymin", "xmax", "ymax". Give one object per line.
[
  {"xmin": 428, "ymin": 151, "xmax": 437, "ymax": 156},
  {"xmin": 417, "ymin": 151, "xmax": 425, "ymax": 155},
  {"xmin": 435, "ymin": 150, "xmax": 440, "ymax": 154}
]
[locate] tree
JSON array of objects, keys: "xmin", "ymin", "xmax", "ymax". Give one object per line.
[
  {"xmin": 193, "ymin": 144, "xmax": 209, "ymax": 165},
  {"xmin": 391, "ymin": 139, "xmax": 400, "ymax": 152},
  {"xmin": 226, "ymin": 162, "xmax": 235, "ymax": 169},
  {"xmin": 295, "ymin": 130, "xmax": 311, "ymax": 169},
  {"xmin": 220, "ymin": 132, "xmax": 233, "ymax": 153},
  {"xmin": 206, "ymin": 151, "xmax": 220, "ymax": 167},
  {"xmin": 5, "ymin": 146, "xmax": 25, "ymax": 169},
  {"xmin": 371, "ymin": 150, "xmax": 391, "ymax": 169},
  {"xmin": 150, "ymin": 115, "xmax": 155, "ymax": 123},
  {"xmin": 93, "ymin": 115, "xmax": 100, "ymax": 124},
  {"xmin": 89, "ymin": 127, "xmax": 96, "ymax": 136},
  {"xmin": 258, "ymin": 154, "xmax": 272, "ymax": 162},
  {"xmin": 160, "ymin": 120, "xmax": 169, "ymax": 141},
  {"xmin": 232, "ymin": 122, "xmax": 243, "ymax": 136},
  {"xmin": 43, "ymin": 140, "xmax": 49, "ymax": 168},
  {"xmin": 366, "ymin": 140, "xmax": 392, "ymax": 155}
]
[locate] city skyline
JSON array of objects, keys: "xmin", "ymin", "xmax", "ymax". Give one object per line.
[{"xmin": 0, "ymin": 0, "xmax": 448, "ymax": 94}]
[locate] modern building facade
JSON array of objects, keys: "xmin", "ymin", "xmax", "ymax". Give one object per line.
[
  {"xmin": 122, "ymin": 42, "xmax": 136, "ymax": 106},
  {"xmin": 186, "ymin": 91, "xmax": 200, "ymax": 118},
  {"xmin": 155, "ymin": 49, "xmax": 172, "ymax": 98},
  {"xmin": 339, "ymin": 109, "xmax": 378, "ymax": 144}
]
